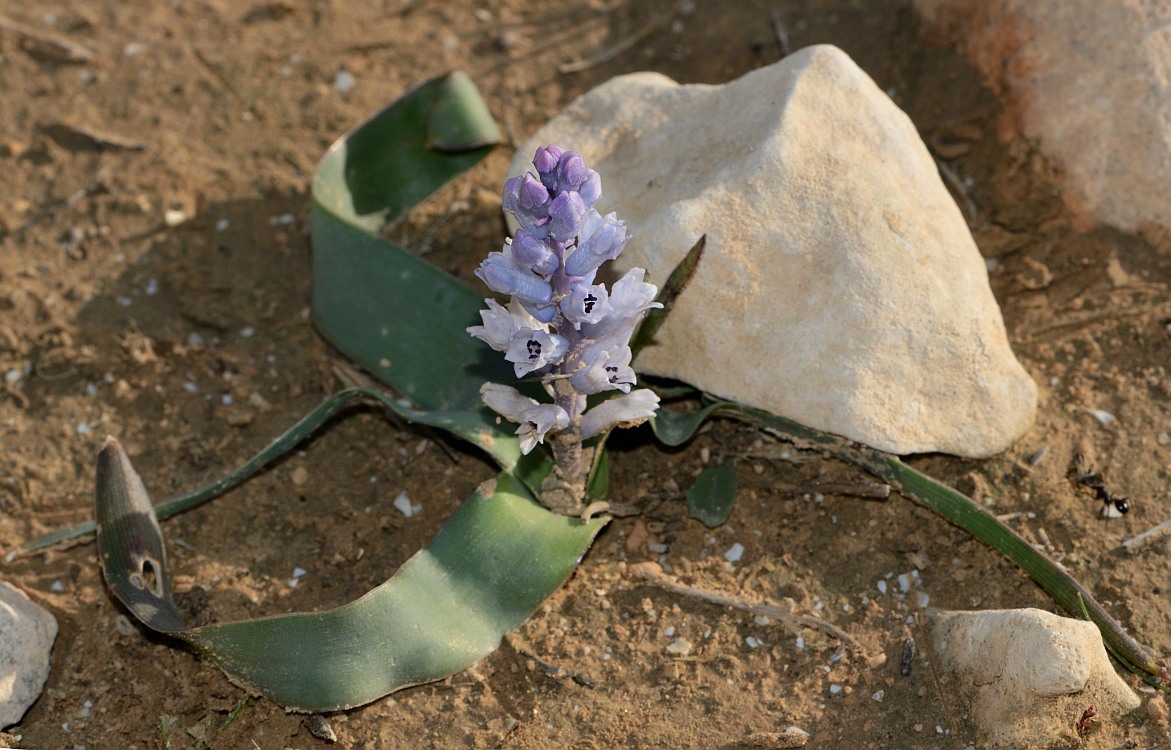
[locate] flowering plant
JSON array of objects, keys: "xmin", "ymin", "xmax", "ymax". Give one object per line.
[{"xmin": 468, "ymin": 146, "xmax": 660, "ymax": 514}]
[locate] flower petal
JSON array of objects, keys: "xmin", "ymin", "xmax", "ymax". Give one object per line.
[
  {"xmin": 580, "ymin": 389, "xmax": 660, "ymax": 439},
  {"xmin": 505, "ymin": 328, "xmax": 568, "ymax": 376}
]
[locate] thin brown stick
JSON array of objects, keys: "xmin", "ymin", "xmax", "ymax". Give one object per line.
[{"xmin": 629, "ymin": 561, "xmax": 867, "ymax": 656}]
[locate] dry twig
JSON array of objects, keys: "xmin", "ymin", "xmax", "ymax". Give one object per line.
[{"xmin": 629, "ymin": 561, "xmax": 868, "ymax": 656}]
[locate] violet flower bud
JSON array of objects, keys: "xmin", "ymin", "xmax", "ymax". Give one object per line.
[
  {"xmin": 564, "ymin": 210, "xmax": 627, "ymax": 277},
  {"xmin": 532, "ymin": 145, "xmax": 563, "ymax": 186},
  {"xmin": 546, "ymin": 191, "xmax": 586, "ymax": 244},
  {"xmin": 511, "ymin": 230, "xmax": 559, "ymax": 275},
  {"xmin": 475, "ymin": 250, "xmax": 553, "ymax": 307}
]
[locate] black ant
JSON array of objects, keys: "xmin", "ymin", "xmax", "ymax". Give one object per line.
[{"xmin": 1070, "ymin": 456, "xmax": 1129, "ymax": 516}]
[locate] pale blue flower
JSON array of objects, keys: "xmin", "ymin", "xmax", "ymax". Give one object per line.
[
  {"xmin": 505, "ymin": 328, "xmax": 568, "ymax": 377},
  {"xmin": 480, "ymin": 383, "xmax": 569, "ymax": 454},
  {"xmin": 581, "ymin": 389, "xmax": 660, "ymax": 439},
  {"xmin": 467, "ymin": 297, "xmax": 542, "ymax": 353},
  {"xmin": 571, "ymin": 344, "xmax": 635, "ymax": 395},
  {"xmin": 560, "ymin": 282, "xmax": 611, "ymax": 326}
]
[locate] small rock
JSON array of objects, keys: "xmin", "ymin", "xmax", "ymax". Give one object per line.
[
  {"xmin": 914, "ymin": 0, "xmax": 1171, "ymax": 234},
  {"xmin": 0, "ymin": 581, "xmax": 58, "ymax": 728},
  {"xmin": 290, "ymin": 466, "xmax": 309, "ymax": 487},
  {"xmin": 666, "ymin": 638, "xmax": 693, "ymax": 656},
  {"xmin": 739, "ymin": 727, "xmax": 810, "ymax": 748},
  {"xmin": 930, "ymin": 607, "xmax": 1140, "ymax": 748},
  {"xmin": 511, "ymin": 45, "xmax": 1036, "ymax": 457}
]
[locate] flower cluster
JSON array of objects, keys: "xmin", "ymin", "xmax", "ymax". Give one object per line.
[{"xmin": 468, "ymin": 146, "xmax": 660, "ymax": 472}]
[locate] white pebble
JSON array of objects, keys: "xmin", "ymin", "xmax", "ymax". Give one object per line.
[
  {"xmin": 1158, "ymin": 432, "xmax": 1170, "ymax": 446},
  {"xmin": 872, "ymin": 690, "xmax": 885, "ymax": 702},
  {"xmin": 335, "ymin": 70, "xmax": 355, "ymax": 93},
  {"xmin": 4, "ymin": 369, "xmax": 21, "ymax": 383},
  {"xmin": 1086, "ymin": 408, "xmax": 1116, "ymax": 427},
  {"xmin": 724, "ymin": 542, "xmax": 745, "ymax": 563},
  {"xmin": 291, "ymin": 567, "xmax": 306, "ymax": 579},
  {"xmin": 795, "ymin": 636, "xmax": 805, "ymax": 650},
  {"xmin": 123, "ymin": 42, "xmax": 145, "ymax": 57},
  {"xmin": 163, "ymin": 208, "xmax": 187, "ymax": 226},
  {"xmin": 76, "ymin": 423, "xmax": 90, "ymax": 435},
  {"xmin": 241, "ymin": 326, "xmax": 255, "ymax": 338},
  {"xmin": 753, "ymin": 615, "xmax": 770, "ymax": 626},
  {"xmin": 216, "ymin": 218, "xmax": 230, "ymax": 232},
  {"xmin": 393, "ymin": 491, "xmax": 421, "ymax": 518},
  {"xmin": 917, "ymin": 591, "xmax": 931, "ymax": 608},
  {"xmin": 897, "ymin": 573, "xmax": 912, "ymax": 593},
  {"xmin": 745, "ymin": 636, "xmax": 761, "ymax": 649},
  {"xmin": 828, "ymin": 684, "xmax": 842, "ymax": 694},
  {"xmin": 116, "ymin": 296, "xmax": 133, "ymax": 307},
  {"xmin": 666, "ymin": 638, "xmax": 692, "ymax": 656},
  {"xmin": 145, "ymin": 278, "xmax": 158, "ymax": 296},
  {"xmin": 183, "ymin": 382, "xmax": 199, "ymax": 394},
  {"xmin": 50, "ymin": 580, "xmax": 65, "ymax": 592},
  {"xmin": 663, "ymin": 626, "xmax": 675, "ymax": 637}
]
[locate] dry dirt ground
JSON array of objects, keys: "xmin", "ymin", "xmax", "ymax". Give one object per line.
[{"xmin": 2, "ymin": 1, "xmax": 1171, "ymax": 748}]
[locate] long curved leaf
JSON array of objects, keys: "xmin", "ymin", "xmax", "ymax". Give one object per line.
[
  {"xmin": 658, "ymin": 396, "xmax": 1171, "ymax": 691},
  {"xmin": 96, "ymin": 437, "xmax": 605, "ymax": 711},
  {"xmin": 311, "ymin": 70, "xmax": 510, "ymax": 413}
]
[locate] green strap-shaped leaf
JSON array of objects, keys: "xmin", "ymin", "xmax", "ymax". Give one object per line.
[
  {"xmin": 311, "ymin": 70, "xmax": 511, "ymax": 414},
  {"xmin": 96, "ymin": 437, "xmax": 605, "ymax": 711},
  {"xmin": 657, "ymin": 397, "xmax": 1171, "ymax": 691},
  {"xmin": 630, "ymin": 234, "xmax": 705, "ymax": 359}
]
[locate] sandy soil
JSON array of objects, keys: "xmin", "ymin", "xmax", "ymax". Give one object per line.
[{"xmin": 2, "ymin": 1, "xmax": 1170, "ymax": 748}]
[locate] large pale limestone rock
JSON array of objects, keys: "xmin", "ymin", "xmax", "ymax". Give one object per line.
[
  {"xmin": 914, "ymin": 0, "xmax": 1171, "ymax": 233},
  {"xmin": 510, "ymin": 45, "xmax": 1036, "ymax": 457},
  {"xmin": 930, "ymin": 608, "xmax": 1141, "ymax": 748},
  {"xmin": 0, "ymin": 581, "xmax": 57, "ymax": 728}
]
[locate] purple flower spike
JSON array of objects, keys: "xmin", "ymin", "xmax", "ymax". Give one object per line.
[{"xmin": 471, "ymin": 145, "xmax": 661, "ymax": 512}]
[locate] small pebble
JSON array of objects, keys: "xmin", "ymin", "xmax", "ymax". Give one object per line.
[
  {"xmin": 872, "ymin": 690, "xmax": 885, "ymax": 702},
  {"xmin": 1159, "ymin": 432, "xmax": 1170, "ymax": 446},
  {"xmin": 666, "ymin": 638, "xmax": 692, "ymax": 656},
  {"xmin": 334, "ymin": 70, "xmax": 355, "ymax": 93},
  {"xmin": 393, "ymin": 491, "xmax": 421, "ymax": 518},
  {"xmin": 724, "ymin": 542, "xmax": 745, "ymax": 563},
  {"xmin": 290, "ymin": 467, "xmax": 309, "ymax": 487},
  {"xmin": 1086, "ymin": 408, "xmax": 1116, "ymax": 427}
]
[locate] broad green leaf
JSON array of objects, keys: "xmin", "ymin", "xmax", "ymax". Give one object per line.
[
  {"xmin": 687, "ymin": 461, "xmax": 738, "ymax": 528},
  {"xmin": 311, "ymin": 70, "xmax": 511, "ymax": 414},
  {"xmin": 95, "ymin": 437, "xmax": 606, "ymax": 711}
]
